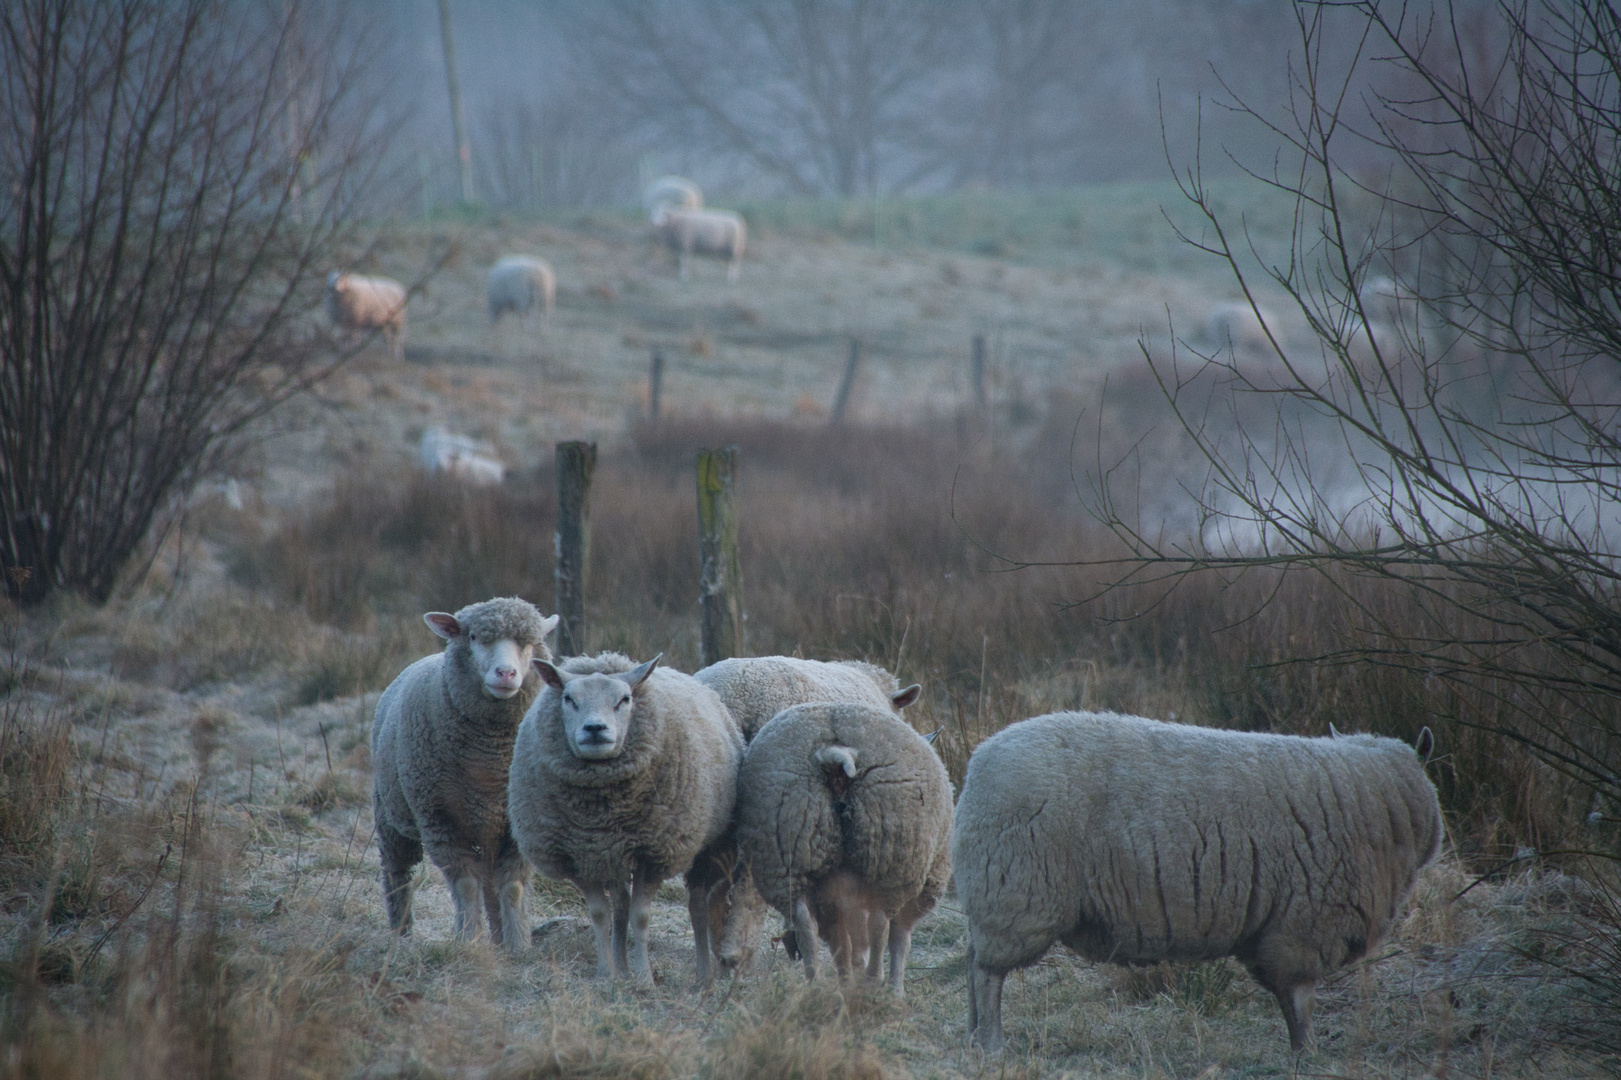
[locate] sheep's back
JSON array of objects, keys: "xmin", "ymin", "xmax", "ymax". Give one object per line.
[
  {"xmin": 739, "ymin": 702, "xmax": 952, "ymax": 916},
  {"xmin": 956, "ymin": 711, "xmax": 1442, "ymax": 973},
  {"xmin": 695, "ymin": 657, "xmax": 897, "ymax": 741}
]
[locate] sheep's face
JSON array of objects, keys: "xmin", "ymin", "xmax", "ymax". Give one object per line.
[
  {"xmin": 534, "ymin": 655, "xmax": 660, "ymax": 761},
  {"xmin": 425, "ymin": 611, "xmax": 551, "ymax": 700}
]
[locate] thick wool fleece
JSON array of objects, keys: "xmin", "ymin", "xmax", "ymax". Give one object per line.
[
  {"xmin": 954, "ymin": 710, "xmax": 1443, "ymax": 1049},
  {"xmin": 736, "ymin": 701, "xmax": 953, "ymax": 924},
  {"xmin": 695, "ymin": 657, "xmax": 906, "ymax": 742},
  {"xmin": 507, "ymin": 652, "xmax": 743, "ymax": 887},
  {"xmin": 371, "ymin": 596, "xmax": 554, "ymax": 943}
]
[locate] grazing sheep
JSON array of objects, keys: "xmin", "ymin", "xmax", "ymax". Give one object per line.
[
  {"xmin": 1204, "ymin": 299, "xmax": 1277, "ymax": 355},
  {"xmin": 955, "ymin": 711, "xmax": 1444, "ymax": 1052},
  {"xmin": 371, "ymin": 598, "xmax": 560, "ymax": 954},
  {"xmin": 418, "ymin": 426, "xmax": 505, "ymax": 486},
  {"xmin": 694, "ymin": 656, "xmax": 922, "ymax": 742},
  {"xmin": 643, "ymin": 174, "xmax": 703, "ymax": 220},
  {"xmin": 653, "ymin": 205, "xmax": 746, "ymax": 282},
  {"xmin": 487, "ymin": 254, "xmax": 556, "ymax": 325},
  {"xmin": 326, "ymin": 270, "xmax": 407, "ymax": 361},
  {"xmin": 507, "ymin": 652, "xmax": 745, "ymax": 984},
  {"xmin": 730, "ymin": 701, "xmax": 953, "ymax": 996}
]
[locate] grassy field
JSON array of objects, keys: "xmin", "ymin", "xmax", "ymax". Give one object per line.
[{"xmin": 3, "ymin": 186, "xmax": 1616, "ymax": 1078}]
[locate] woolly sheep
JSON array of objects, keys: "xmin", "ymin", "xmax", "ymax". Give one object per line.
[
  {"xmin": 643, "ymin": 174, "xmax": 703, "ymax": 221},
  {"xmin": 418, "ymin": 426, "xmax": 505, "ymax": 486},
  {"xmin": 729, "ymin": 701, "xmax": 953, "ymax": 996},
  {"xmin": 693, "ymin": 656, "xmax": 922, "ymax": 742},
  {"xmin": 371, "ymin": 597, "xmax": 560, "ymax": 954},
  {"xmin": 507, "ymin": 652, "xmax": 745, "ymax": 984},
  {"xmin": 487, "ymin": 255, "xmax": 556, "ymax": 325},
  {"xmin": 955, "ymin": 711, "xmax": 1444, "ymax": 1052},
  {"xmin": 653, "ymin": 205, "xmax": 746, "ymax": 282},
  {"xmin": 326, "ymin": 270, "xmax": 407, "ymax": 361},
  {"xmin": 1204, "ymin": 299, "xmax": 1277, "ymax": 355}
]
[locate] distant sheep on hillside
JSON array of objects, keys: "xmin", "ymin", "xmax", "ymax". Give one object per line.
[
  {"xmin": 487, "ymin": 255, "xmax": 556, "ymax": 325},
  {"xmin": 643, "ymin": 175, "xmax": 703, "ymax": 221},
  {"xmin": 326, "ymin": 271, "xmax": 407, "ymax": 361},
  {"xmin": 653, "ymin": 205, "xmax": 746, "ymax": 282}
]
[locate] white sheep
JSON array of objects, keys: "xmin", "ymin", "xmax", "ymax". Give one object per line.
[
  {"xmin": 418, "ymin": 426, "xmax": 505, "ymax": 486},
  {"xmin": 1204, "ymin": 299, "xmax": 1277, "ymax": 356},
  {"xmin": 653, "ymin": 205, "xmax": 746, "ymax": 282},
  {"xmin": 693, "ymin": 656, "xmax": 922, "ymax": 742},
  {"xmin": 326, "ymin": 270, "xmax": 407, "ymax": 361},
  {"xmin": 506, "ymin": 652, "xmax": 745, "ymax": 984},
  {"xmin": 371, "ymin": 597, "xmax": 559, "ymax": 954},
  {"xmin": 728, "ymin": 701, "xmax": 953, "ymax": 996},
  {"xmin": 643, "ymin": 174, "xmax": 703, "ymax": 221},
  {"xmin": 954, "ymin": 711, "xmax": 1444, "ymax": 1052},
  {"xmin": 487, "ymin": 254, "xmax": 556, "ymax": 325}
]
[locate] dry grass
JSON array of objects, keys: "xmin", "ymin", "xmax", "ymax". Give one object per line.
[{"xmin": 3, "ymin": 206, "xmax": 1617, "ymax": 1078}]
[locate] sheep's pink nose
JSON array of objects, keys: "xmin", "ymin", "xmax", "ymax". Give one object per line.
[{"xmin": 494, "ymin": 666, "xmax": 517, "ymax": 681}]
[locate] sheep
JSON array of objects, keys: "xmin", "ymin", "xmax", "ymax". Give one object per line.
[
  {"xmin": 729, "ymin": 701, "xmax": 953, "ymax": 996},
  {"xmin": 653, "ymin": 205, "xmax": 746, "ymax": 282},
  {"xmin": 693, "ymin": 656, "xmax": 922, "ymax": 742},
  {"xmin": 1204, "ymin": 299, "xmax": 1277, "ymax": 356},
  {"xmin": 954, "ymin": 711, "xmax": 1444, "ymax": 1053},
  {"xmin": 487, "ymin": 255, "xmax": 556, "ymax": 325},
  {"xmin": 371, "ymin": 597, "xmax": 560, "ymax": 955},
  {"xmin": 506, "ymin": 652, "xmax": 745, "ymax": 984},
  {"xmin": 643, "ymin": 174, "xmax": 703, "ymax": 221},
  {"xmin": 326, "ymin": 270, "xmax": 407, "ymax": 361},
  {"xmin": 418, "ymin": 426, "xmax": 505, "ymax": 486}
]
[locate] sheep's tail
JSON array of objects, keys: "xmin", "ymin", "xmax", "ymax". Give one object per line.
[
  {"xmin": 815, "ymin": 745, "xmax": 858, "ymax": 778},
  {"xmin": 815, "ymin": 745, "xmax": 859, "ymax": 799}
]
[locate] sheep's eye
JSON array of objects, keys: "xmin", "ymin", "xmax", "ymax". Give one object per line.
[
  {"xmin": 563, "ymin": 694, "xmax": 574, "ymax": 707},
  {"xmin": 619, "ymin": 695, "xmax": 631, "ymax": 707}
]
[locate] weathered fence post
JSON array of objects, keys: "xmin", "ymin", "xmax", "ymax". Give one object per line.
[
  {"xmin": 649, "ymin": 349, "xmax": 665, "ymax": 421},
  {"xmin": 831, "ymin": 337, "xmax": 861, "ymax": 423},
  {"xmin": 970, "ymin": 333, "xmax": 988, "ymax": 410},
  {"xmin": 697, "ymin": 445, "xmax": 743, "ymax": 666},
  {"xmin": 554, "ymin": 440, "xmax": 597, "ymax": 656}
]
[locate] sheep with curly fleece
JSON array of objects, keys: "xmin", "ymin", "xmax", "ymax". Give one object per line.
[
  {"xmin": 371, "ymin": 597, "xmax": 559, "ymax": 954},
  {"xmin": 325, "ymin": 270, "xmax": 407, "ymax": 361},
  {"xmin": 954, "ymin": 711, "xmax": 1444, "ymax": 1052},
  {"xmin": 507, "ymin": 652, "xmax": 744, "ymax": 984},
  {"xmin": 694, "ymin": 656, "xmax": 921, "ymax": 742},
  {"xmin": 730, "ymin": 701, "xmax": 952, "ymax": 996}
]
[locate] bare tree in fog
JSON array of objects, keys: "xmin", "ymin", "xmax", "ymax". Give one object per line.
[
  {"xmin": 478, "ymin": 91, "xmax": 640, "ymax": 210},
  {"xmin": 574, "ymin": 0, "xmax": 955, "ymax": 195},
  {"xmin": 1089, "ymin": 1, "xmax": 1621, "ymax": 826},
  {"xmin": 0, "ymin": 0, "xmax": 394, "ymax": 605}
]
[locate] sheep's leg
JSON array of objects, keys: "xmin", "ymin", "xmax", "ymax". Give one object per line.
[
  {"xmin": 792, "ymin": 896, "xmax": 819, "ymax": 982},
  {"xmin": 968, "ymin": 953, "xmax": 1007, "ymax": 1053},
  {"xmin": 492, "ymin": 849, "xmax": 529, "ymax": 955},
  {"xmin": 678, "ymin": 245, "xmax": 690, "ymax": 280},
  {"xmin": 866, "ymin": 910, "xmax": 889, "ymax": 981},
  {"xmin": 1274, "ymin": 982, "xmax": 1316, "ymax": 1052},
  {"xmin": 610, "ymin": 881, "xmax": 632, "ymax": 977},
  {"xmin": 577, "ymin": 880, "xmax": 617, "ymax": 979},
  {"xmin": 626, "ymin": 875, "xmax": 659, "ymax": 984},
  {"xmin": 726, "ymin": 254, "xmax": 740, "ymax": 283},
  {"xmin": 687, "ymin": 880, "xmax": 714, "ymax": 986},
  {"xmin": 447, "ymin": 870, "xmax": 483, "ymax": 943},
  {"xmin": 376, "ymin": 817, "xmax": 421, "ymax": 935},
  {"xmin": 886, "ymin": 919, "xmax": 914, "ymax": 998}
]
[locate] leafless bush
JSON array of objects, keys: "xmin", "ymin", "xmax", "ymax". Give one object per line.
[
  {"xmin": 1088, "ymin": 1, "xmax": 1621, "ymax": 848},
  {"xmin": 0, "ymin": 0, "xmax": 397, "ymax": 606}
]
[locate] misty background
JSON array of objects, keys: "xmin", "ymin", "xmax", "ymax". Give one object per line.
[{"xmin": 369, "ymin": 0, "xmax": 1386, "ymax": 214}]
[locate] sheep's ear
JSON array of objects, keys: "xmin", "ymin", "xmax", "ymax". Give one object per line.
[
  {"xmin": 532, "ymin": 658, "xmax": 565, "ymax": 690},
  {"xmin": 538, "ymin": 614, "xmax": 561, "ymax": 645},
  {"xmin": 921, "ymin": 726, "xmax": 943, "ymax": 745},
  {"xmin": 424, "ymin": 612, "xmax": 461, "ymax": 640},
  {"xmin": 1415, "ymin": 726, "xmax": 1435, "ymax": 762},
  {"xmin": 624, "ymin": 653, "xmax": 661, "ymax": 692},
  {"xmin": 891, "ymin": 684, "xmax": 922, "ymax": 711},
  {"xmin": 1328, "ymin": 722, "xmax": 1343, "ymax": 738}
]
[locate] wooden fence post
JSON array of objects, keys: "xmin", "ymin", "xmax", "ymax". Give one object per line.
[
  {"xmin": 831, "ymin": 337, "xmax": 861, "ymax": 423},
  {"xmin": 697, "ymin": 445, "xmax": 743, "ymax": 666},
  {"xmin": 970, "ymin": 333, "xmax": 988, "ymax": 410},
  {"xmin": 649, "ymin": 349, "xmax": 664, "ymax": 421},
  {"xmin": 554, "ymin": 440, "xmax": 597, "ymax": 656}
]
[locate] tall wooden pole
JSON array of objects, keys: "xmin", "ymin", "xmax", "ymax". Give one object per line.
[
  {"xmin": 697, "ymin": 446, "xmax": 743, "ymax": 666},
  {"xmin": 970, "ymin": 333, "xmax": 988, "ymax": 410},
  {"xmin": 649, "ymin": 349, "xmax": 665, "ymax": 421},
  {"xmin": 436, "ymin": 0, "xmax": 474, "ymax": 205},
  {"xmin": 831, "ymin": 337, "xmax": 861, "ymax": 423},
  {"xmin": 554, "ymin": 441, "xmax": 596, "ymax": 657}
]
